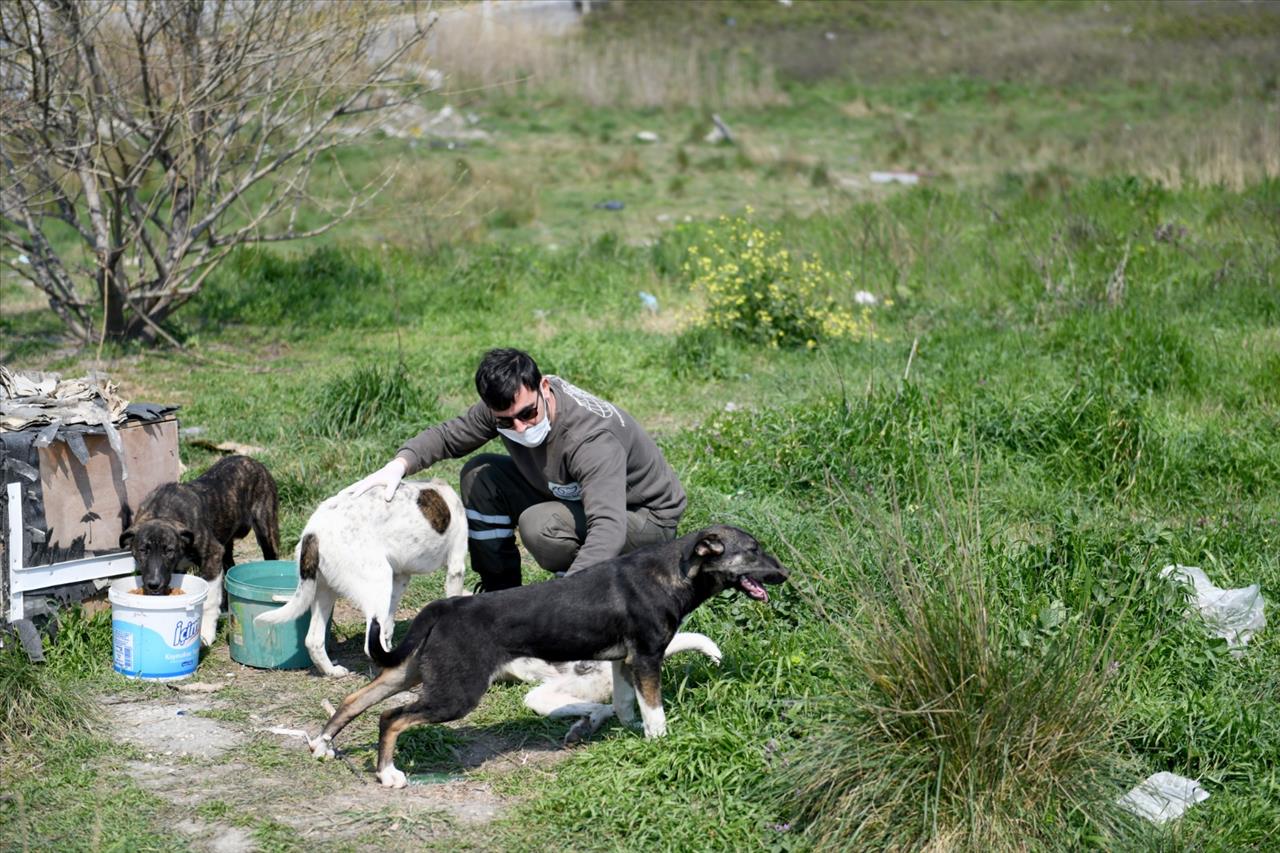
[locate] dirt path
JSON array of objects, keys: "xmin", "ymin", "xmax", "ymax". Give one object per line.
[
  {"xmin": 102, "ymin": 652, "xmax": 569, "ymax": 850},
  {"xmin": 99, "ymin": 597, "xmax": 573, "ymax": 851}
]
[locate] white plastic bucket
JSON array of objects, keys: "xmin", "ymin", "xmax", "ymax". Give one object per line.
[{"xmin": 109, "ymin": 574, "xmax": 208, "ymax": 681}]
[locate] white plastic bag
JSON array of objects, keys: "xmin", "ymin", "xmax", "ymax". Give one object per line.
[
  {"xmin": 1160, "ymin": 564, "xmax": 1266, "ymax": 649},
  {"xmin": 1118, "ymin": 772, "xmax": 1209, "ymax": 824}
]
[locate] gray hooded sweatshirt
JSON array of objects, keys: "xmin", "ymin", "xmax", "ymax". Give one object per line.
[{"xmin": 395, "ymin": 376, "xmax": 686, "ymax": 572}]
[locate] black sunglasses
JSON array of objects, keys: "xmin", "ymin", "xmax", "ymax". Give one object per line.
[{"xmin": 494, "ymin": 391, "xmax": 542, "ymax": 429}]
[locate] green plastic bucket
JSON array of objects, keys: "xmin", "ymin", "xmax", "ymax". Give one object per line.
[{"xmin": 225, "ymin": 560, "xmax": 316, "ymax": 669}]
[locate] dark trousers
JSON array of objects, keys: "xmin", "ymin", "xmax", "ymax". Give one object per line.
[{"xmin": 459, "ymin": 453, "xmax": 675, "ymax": 591}]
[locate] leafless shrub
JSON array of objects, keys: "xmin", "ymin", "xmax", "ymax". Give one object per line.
[{"xmin": 0, "ymin": 0, "xmax": 435, "ymax": 344}]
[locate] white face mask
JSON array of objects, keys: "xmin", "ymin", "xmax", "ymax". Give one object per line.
[{"xmin": 498, "ymin": 416, "xmax": 550, "ymax": 448}]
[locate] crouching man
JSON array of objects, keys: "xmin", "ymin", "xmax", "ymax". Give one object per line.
[{"xmin": 346, "ymin": 348, "xmax": 686, "ymax": 591}]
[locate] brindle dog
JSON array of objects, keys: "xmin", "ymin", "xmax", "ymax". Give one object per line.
[{"xmin": 121, "ymin": 455, "xmax": 279, "ymax": 646}]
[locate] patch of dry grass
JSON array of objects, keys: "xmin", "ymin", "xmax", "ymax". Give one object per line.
[{"xmin": 423, "ymin": 2, "xmax": 787, "ymax": 109}]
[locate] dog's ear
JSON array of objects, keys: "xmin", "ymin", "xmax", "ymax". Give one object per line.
[
  {"xmin": 693, "ymin": 533, "xmax": 724, "ymax": 559},
  {"xmin": 178, "ymin": 527, "xmax": 199, "ymax": 560},
  {"xmin": 119, "ymin": 529, "xmax": 134, "ymax": 549},
  {"xmin": 684, "ymin": 531, "xmax": 724, "ymax": 578}
]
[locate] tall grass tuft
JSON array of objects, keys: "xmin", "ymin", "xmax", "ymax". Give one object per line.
[
  {"xmin": 0, "ymin": 613, "xmax": 104, "ymax": 755},
  {"xmin": 773, "ymin": 484, "xmax": 1140, "ymax": 851},
  {"xmin": 308, "ymin": 361, "xmax": 435, "ymax": 439}
]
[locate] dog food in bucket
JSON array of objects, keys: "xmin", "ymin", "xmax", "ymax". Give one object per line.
[{"xmin": 109, "ymin": 574, "xmax": 208, "ymax": 681}]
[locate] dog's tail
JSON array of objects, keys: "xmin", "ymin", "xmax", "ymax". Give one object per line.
[
  {"xmin": 367, "ymin": 601, "xmax": 442, "ymax": 669},
  {"xmin": 254, "ymin": 533, "xmax": 319, "ymax": 626},
  {"xmin": 664, "ymin": 631, "xmax": 722, "ymax": 665}
]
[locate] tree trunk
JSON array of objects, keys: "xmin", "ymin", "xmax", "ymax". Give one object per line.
[
  {"xmin": 98, "ymin": 264, "xmax": 127, "ymax": 341},
  {"xmin": 126, "ymin": 310, "xmax": 165, "ymax": 345}
]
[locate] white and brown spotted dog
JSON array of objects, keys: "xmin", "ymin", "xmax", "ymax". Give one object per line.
[
  {"xmin": 502, "ymin": 632, "xmax": 722, "ymax": 744},
  {"xmin": 256, "ymin": 479, "xmax": 467, "ymax": 676}
]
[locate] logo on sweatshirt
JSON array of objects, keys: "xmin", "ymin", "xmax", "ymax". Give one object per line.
[
  {"xmin": 548, "ymin": 480, "xmax": 582, "ymax": 501},
  {"xmin": 553, "ymin": 377, "xmax": 624, "ymax": 426}
]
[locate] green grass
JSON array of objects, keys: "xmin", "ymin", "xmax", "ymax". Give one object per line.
[
  {"xmin": 6, "ymin": 175, "xmax": 1279, "ymax": 850},
  {"xmin": 3, "ymin": 2, "xmax": 1280, "ymax": 850},
  {"xmin": 0, "ymin": 605, "xmax": 204, "ymax": 848}
]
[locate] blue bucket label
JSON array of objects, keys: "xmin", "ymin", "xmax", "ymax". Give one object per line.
[
  {"xmin": 112, "ymin": 615, "xmax": 201, "ymax": 680},
  {"xmin": 173, "ymin": 616, "xmax": 201, "ymax": 647}
]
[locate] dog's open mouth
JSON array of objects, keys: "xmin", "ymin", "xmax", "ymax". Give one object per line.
[{"xmin": 738, "ymin": 576, "xmax": 769, "ymax": 602}]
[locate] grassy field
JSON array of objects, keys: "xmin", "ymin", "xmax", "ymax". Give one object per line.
[{"xmin": 3, "ymin": 1, "xmax": 1279, "ymax": 850}]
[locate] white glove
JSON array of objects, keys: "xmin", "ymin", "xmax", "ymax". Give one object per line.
[{"xmin": 342, "ymin": 458, "xmax": 407, "ymax": 501}]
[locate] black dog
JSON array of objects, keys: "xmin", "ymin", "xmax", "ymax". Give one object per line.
[
  {"xmin": 307, "ymin": 524, "xmax": 790, "ymax": 788},
  {"xmin": 120, "ymin": 454, "xmax": 280, "ymax": 646}
]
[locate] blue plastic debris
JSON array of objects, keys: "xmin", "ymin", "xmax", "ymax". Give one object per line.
[
  {"xmin": 594, "ymin": 200, "xmax": 625, "ymax": 211},
  {"xmin": 638, "ymin": 291, "xmax": 659, "ymax": 313}
]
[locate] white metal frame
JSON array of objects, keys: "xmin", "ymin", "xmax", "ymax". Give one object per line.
[{"xmin": 6, "ymin": 481, "xmax": 136, "ymax": 623}]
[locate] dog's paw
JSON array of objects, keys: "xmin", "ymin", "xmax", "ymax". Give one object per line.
[
  {"xmin": 309, "ymin": 735, "xmax": 336, "ymax": 760},
  {"xmin": 643, "ymin": 721, "xmax": 668, "ymax": 738},
  {"xmin": 199, "ymin": 624, "xmax": 217, "ymax": 647},
  {"xmin": 323, "ymin": 664, "xmax": 352, "ymax": 678},
  {"xmin": 377, "ymin": 765, "xmax": 408, "ymax": 789},
  {"xmin": 564, "ymin": 717, "xmax": 594, "ymax": 746}
]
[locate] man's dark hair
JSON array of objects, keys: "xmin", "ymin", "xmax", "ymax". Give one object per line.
[{"xmin": 475, "ymin": 348, "xmax": 542, "ymax": 410}]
